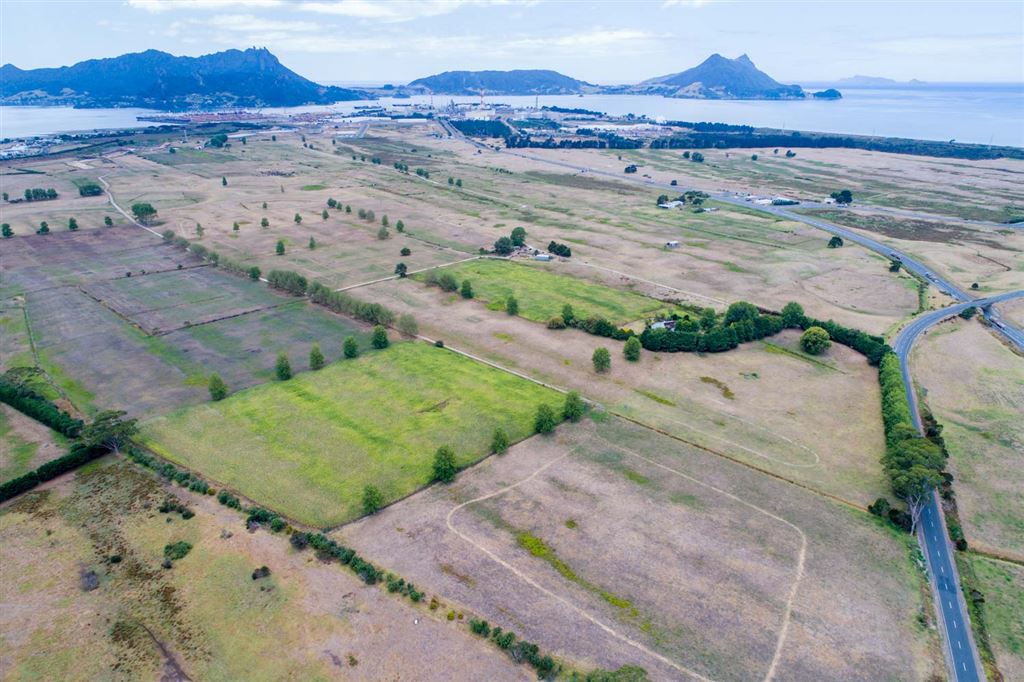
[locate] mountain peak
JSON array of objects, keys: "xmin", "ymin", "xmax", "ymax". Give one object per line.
[{"xmin": 639, "ymin": 53, "xmax": 804, "ymax": 100}]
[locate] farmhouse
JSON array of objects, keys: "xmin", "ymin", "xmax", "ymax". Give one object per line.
[{"xmin": 658, "ymin": 200, "xmax": 684, "ymax": 209}]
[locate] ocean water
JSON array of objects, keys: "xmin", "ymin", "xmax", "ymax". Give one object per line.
[{"xmin": 1, "ymin": 84, "xmax": 1021, "ymax": 147}]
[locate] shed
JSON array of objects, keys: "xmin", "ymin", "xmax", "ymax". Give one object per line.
[
  {"xmin": 534, "ymin": 254, "xmax": 553, "ymax": 261},
  {"xmin": 665, "ymin": 241, "xmax": 680, "ymax": 249}
]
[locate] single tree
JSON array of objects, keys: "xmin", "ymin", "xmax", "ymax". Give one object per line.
[
  {"xmin": 68, "ymin": 217, "xmax": 78, "ymax": 231},
  {"xmin": 309, "ymin": 236, "xmax": 317, "ymax": 250},
  {"xmin": 400, "ymin": 247, "xmax": 411, "ymax": 256},
  {"xmin": 104, "ymin": 216, "xmax": 113, "ymax": 227},
  {"xmin": 432, "ymin": 445, "xmax": 458, "ymax": 483},
  {"xmin": 309, "ymin": 343, "xmax": 325, "ymax": 370},
  {"xmin": 394, "ymin": 262, "xmax": 408, "ymax": 277},
  {"xmin": 248, "ymin": 266, "xmax": 261, "ymax": 280},
  {"xmin": 624, "ymin": 336, "xmax": 641, "ymax": 362},
  {"xmin": 276, "ymin": 240, "xmax": 285, "ymax": 256},
  {"xmin": 81, "ymin": 410, "xmax": 138, "ymax": 453},
  {"xmin": 1, "ymin": 223, "xmax": 12, "ymax": 238},
  {"xmin": 233, "ymin": 221, "xmax": 240, "ymax": 232},
  {"xmin": 261, "ymin": 217, "xmax": 270, "ymax": 228},
  {"xmin": 959, "ymin": 306, "xmax": 977, "ymax": 320},
  {"xmin": 381, "ymin": 215, "xmax": 389, "ymax": 227},
  {"xmin": 780, "ymin": 301, "xmax": 805, "ymax": 328},
  {"xmin": 262, "ymin": 201, "xmax": 268, "ymax": 209},
  {"xmin": 371, "ymin": 325, "xmax": 389, "ymax": 349},
  {"xmin": 561, "ymin": 303, "xmax": 575, "ymax": 326},
  {"xmin": 534, "ymin": 403, "xmax": 557, "ymax": 434},
  {"xmin": 395, "ymin": 219, "xmax": 404, "ymax": 232},
  {"xmin": 827, "ymin": 235, "xmax": 844, "ymax": 248},
  {"xmin": 294, "ymin": 213, "xmax": 302, "ymax": 224},
  {"xmin": 455, "ymin": 179, "xmax": 462, "ymax": 188},
  {"xmin": 208, "ymin": 372, "xmax": 228, "ymax": 401},
  {"xmin": 592, "ymin": 347, "xmax": 611, "ymax": 373},
  {"xmin": 699, "ymin": 307, "xmax": 717, "ymax": 331},
  {"xmin": 377, "ymin": 225, "xmax": 389, "ymax": 240},
  {"xmin": 1, "ymin": 192, "xmax": 7, "ymax": 201},
  {"xmin": 345, "ymin": 205, "xmax": 352, "ymax": 214},
  {"xmin": 362, "ymin": 485, "xmax": 385, "ymax": 514},
  {"xmin": 343, "ymin": 335, "xmax": 359, "ymax": 358},
  {"xmin": 751, "ymin": 154, "xmax": 758, "ymax": 161},
  {"xmin": 563, "ymin": 391, "xmax": 585, "ymax": 422},
  {"xmin": 221, "ymin": 176, "xmax": 227, "ymax": 186},
  {"xmin": 491, "ymin": 428, "xmax": 509, "ymax": 454},
  {"xmin": 505, "ymin": 295, "xmax": 519, "ymax": 316},
  {"xmin": 800, "ymin": 326, "xmax": 831, "ymax": 355},
  {"xmin": 510, "ymin": 226, "xmax": 527, "ymax": 247},
  {"xmin": 830, "ymin": 189, "xmax": 854, "ymax": 205},
  {"xmin": 460, "ymin": 279, "xmax": 474, "ymax": 299},
  {"xmin": 275, "ymin": 352, "xmax": 292, "ymax": 380},
  {"xmin": 322, "ymin": 209, "xmax": 329, "ymax": 220},
  {"xmin": 37, "ymin": 221, "xmax": 49, "ymax": 234},
  {"xmin": 493, "ymin": 236, "xmax": 514, "ymax": 255},
  {"xmin": 131, "ymin": 202, "xmax": 157, "ymax": 224},
  {"xmin": 448, "ymin": 177, "xmax": 454, "ymax": 185},
  {"xmin": 195, "ymin": 223, "xmax": 204, "ymax": 238}
]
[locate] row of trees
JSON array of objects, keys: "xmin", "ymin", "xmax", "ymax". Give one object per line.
[
  {"xmin": 640, "ymin": 302, "xmax": 784, "ymax": 353},
  {"xmin": 21, "ymin": 188, "xmax": 58, "ymax": 201}
]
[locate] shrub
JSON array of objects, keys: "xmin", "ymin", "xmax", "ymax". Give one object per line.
[
  {"xmin": 546, "ymin": 316, "xmax": 566, "ymax": 329},
  {"xmin": 433, "ymin": 445, "xmax": 458, "ymax": 483},
  {"xmin": 276, "ymin": 240, "xmax": 285, "ymax": 256},
  {"xmin": 437, "ymin": 272, "xmax": 459, "ymax": 292},
  {"xmin": 592, "ymin": 347, "xmax": 611, "ymax": 373},
  {"xmin": 400, "ymin": 247, "xmax": 411, "ymax": 256},
  {"xmin": 208, "ymin": 372, "xmax": 228, "ymax": 401},
  {"xmin": 343, "ymin": 336, "xmax": 359, "ymax": 358},
  {"xmin": 460, "ymin": 279, "xmax": 474, "ymax": 299},
  {"xmin": 781, "ymin": 301, "xmax": 806, "ymax": 328},
  {"xmin": 800, "ymin": 326, "xmax": 831, "ymax": 355},
  {"xmin": 534, "ymin": 403, "xmax": 557, "ymax": 434},
  {"xmin": 470, "ymin": 619, "xmax": 491, "ymax": 636},
  {"xmin": 363, "ymin": 485, "xmax": 385, "ymax": 515},
  {"xmin": 275, "ymin": 353, "xmax": 292, "ymax": 380},
  {"xmin": 252, "ymin": 566, "xmax": 271, "ymax": 580},
  {"xmin": 248, "ymin": 266, "xmax": 261, "ymax": 280},
  {"xmin": 563, "ymin": 391, "xmax": 585, "ymax": 422},
  {"xmin": 506, "ymin": 295, "xmax": 519, "ymax": 316},
  {"xmin": 163, "ymin": 541, "xmax": 192, "ymax": 561},
  {"xmin": 269, "ymin": 517, "xmax": 287, "ymax": 533},
  {"xmin": 371, "ymin": 325, "xmax": 389, "ymax": 349},
  {"xmin": 290, "ymin": 532, "xmax": 310, "ymax": 550},
  {"xmin": 397, "ymin": 314, "xmax": 419, "ymax": 337},
  {"xmin": 491, "ymin": 428, "xmax": 510, "ymax": 454},
  {"xmin": 561, "ymin": 304, "xmax": 575, "ymax": 326},
  {"xmin": 309, "ymin": 343, "xmax": 325, "ymax": 370},
  {"xmin": 623, "ymin": 336, "xmax": 641, "ymax": 361}
]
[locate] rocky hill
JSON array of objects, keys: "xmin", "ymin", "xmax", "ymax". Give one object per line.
[
  {"xmin": 407, "ymin": 69, "xmax": 594, "ymax": 95},
  {"xmin": 635, "ymin": 53, "xmax": 806, "ymax": 99}
]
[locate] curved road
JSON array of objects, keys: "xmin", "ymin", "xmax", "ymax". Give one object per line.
[
  {"xmin": 893, "ymin": 290, "xmax": 1023, "ymax": 682},
  {"xmin": 452, "ymin": 128, "xmax": 1024, "ymax": 681}
]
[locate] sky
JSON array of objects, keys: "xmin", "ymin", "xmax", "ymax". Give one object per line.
[{"xmin": 1, "ymin": 0, "xmax": 1022, "ymax": 85}]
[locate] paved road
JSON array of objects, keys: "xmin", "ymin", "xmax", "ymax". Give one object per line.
[{"xmin": 893, "ymin": 290, "xmax": 1022, "ymax": 682}]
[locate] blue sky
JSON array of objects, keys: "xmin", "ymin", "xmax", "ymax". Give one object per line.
[{"xmin": 1, "ymin": 1, "xmax": 1022, "ymax": 84}]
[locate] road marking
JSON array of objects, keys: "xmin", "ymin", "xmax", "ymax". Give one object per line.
[
  {"xmin": 953, "ymin": 619, "xmax": 957, "ymax": 629},
  {"xmin": 958, "ymin": 641, "xmax": 962, "ymax": 650}
]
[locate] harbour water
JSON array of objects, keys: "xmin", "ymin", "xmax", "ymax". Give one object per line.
[{"xmin": 1, "ymin": 83, "xmax": 1021, "ymax": 147}]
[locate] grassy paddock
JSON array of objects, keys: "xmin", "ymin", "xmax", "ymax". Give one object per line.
[
  {"xmin": 420, "ymin": 258, "xmax": 666, "ymax": 325},
  {"xmin": 143, "ymin": 342, "xmax": 561, "ymax": 526}
]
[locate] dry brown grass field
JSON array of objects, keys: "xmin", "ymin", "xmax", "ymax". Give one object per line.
[
  {"xmin": 339, "ymin": 416, "xmax": 941, "ymax": 681},
  {"xmin": 912, "ymin": 318, "xmax": 1024, "ymax": 559},
  {"xmin": 0, "ymin": 457, "xmax": 527, "ymax": 681}
]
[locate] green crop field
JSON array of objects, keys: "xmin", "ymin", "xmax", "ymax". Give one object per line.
[
  {"xmin": 142, "ymin": 341, "xmax": 561, "ymax": 526},
  {"xmin": 423, "ymin": 259, "xmax": 666, "ymax": 325}
]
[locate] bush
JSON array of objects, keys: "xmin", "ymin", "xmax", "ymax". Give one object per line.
[
  {"xmin": 397, "ymin": 314, "xmax": 419, "ymax": 337},
  {"xmin": 436, "ymin": 272, "xmax": 459, "ymax": 292},
  {"xmin": 269, "ymin": 517, "xmax": 287, "ymax": 533},
  {"xmin": 371, "ymin": 325, "xmax": 389, "ymax": 349},
  {"xmin": 546, "ymin": 316, "xmax": 566, "ymax": 329},
  {"xmin": 491, "ymin": 428, "xmax": 510, "ymax": 454},
  {"xmin": 290, "ymin": 532, "xmax": 310, "ymax": 550},
  {"xmin": 592, "ymin": 347, "xmax": 611, "ymax": 373},
  {"xmin": 470, "ymin": 619, "xmax": 491, "ymax": 636},
  {"xmin": 506, "ymin": 295, "xmax": 519, "ymax": 316},
  {"xmin": 309, "ymin": 343, "xmax": 325, "ymax": 370},
  {"xmin": 343, "ymin": 336, "xmax": 359, "ymax": 358},
  {"xmin": 534, "ymin": 403, "xmax": 557, "ymax": 434},
  {"xmin": 275, "ymin": 353, "xmax": 292, "ymax": 380},
  {"xmin": 363, "ymin": 485, "xmax": 385, "ymax": 515},
  {"xmin": 208, "ymin": 372, "xmax": 228, "ymax": 401},
  {"xmin": 563, "ymin": 391, "xmax": 585, "ymax": 422},
  {"xmin": 623, "ymin": 336, "xmax": 641, "ymax": 361},
  {"xmin": 163, "ymin": 541, "xmax": 192, "ymax": 561},
  {"xmin": 800, "ymin": 326, "xmax": 832, "ymax": 355},
  {"xmin": 433, "ymin": 445, "xmax": 458, "ymax": 483},
  {"xmin": 460, "ymin": 279, "xmax": 474, "ymax": 299}
]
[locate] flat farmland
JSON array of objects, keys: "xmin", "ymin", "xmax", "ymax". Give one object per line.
[
  {"xmin": 0, "ymin": 458, "xmax": 526, "ymax": 681},
  {"xmin": 82, "ymin": 266, "xmax": 284, "ymax": 335},
  {"xmin": 0, "ymin": 405, "xmax": 69, "ymax": 481},
  {"xmin": 142, "ymin": 342, "xmax": 563, "ymax": 527},
  {"xmin": 912, "ymin": 319, "xmax": 1024, "ymax": 558},
  {"xmin": 339, "ymin": 416, "xmax": 941, "ymax": 681},
  {"xmin": 422, "ymin": 258, "xmax": 671, "ymax": 324},
  {"xmin": 357, "ymin": 277, "xmax": 889, "ymax": 505}
]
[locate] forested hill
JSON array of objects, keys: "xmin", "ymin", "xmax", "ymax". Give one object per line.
[
  {"xmin": 408, "ymin": 69, "xmax": 593, "ymax": 95},
  {"xmin": 0, "ymin": 48, "xmax": 366, "ymax": 110}
]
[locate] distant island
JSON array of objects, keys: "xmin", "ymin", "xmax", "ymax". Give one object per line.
[
  {"xmin": 407, "ymin": 69, "xmax": 597, "ymax": 96},
  {"xmin": 0, "ymin": 48, "xmax": 366, "ymax": 110},
  {"xmin": 837, "ymin": 75, "xmax": 928, "ymax": 87},
  {"xmin": 408, "ymin": 54, "xmax": 840, "ymax": 101},
  {"xmin": 628, "ymin": 53, "xmax": 806, "ymax": 100}
]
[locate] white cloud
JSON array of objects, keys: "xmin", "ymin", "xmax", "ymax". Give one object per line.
[
  {"xmin": 206, "ymin": 13, "xmax": 321, "ymax": 33},
  {"xmin": 870, "ymin": 33, "xmax": 1022, "ymax": 56},
  {"xmin": 127, "ymin": 0, "xmax": 283, "ymax": 12},
  {"xmin": 296, "ymin": 0, "xmax": 532, "ymax": 22}
]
